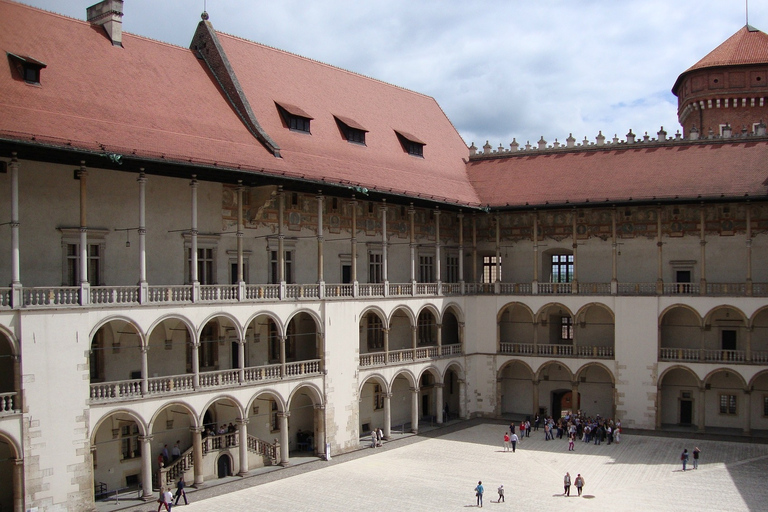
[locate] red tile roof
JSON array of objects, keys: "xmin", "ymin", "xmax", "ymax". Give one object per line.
[
  {"xmin": 216, "ymin": 32, "xmax": 478, "ymax": 206},
  {"xmin": 467, "ymin": 141, "xmax": 768, "ymax": 207},
  {"xmin": 673, "ymin": 25, "xmax": 768, "ymax": 93}
]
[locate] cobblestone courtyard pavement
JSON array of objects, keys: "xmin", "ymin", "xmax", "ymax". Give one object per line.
[{"xmin": 115, "ymin": 422, "xmax": 768, "ymax": 512}]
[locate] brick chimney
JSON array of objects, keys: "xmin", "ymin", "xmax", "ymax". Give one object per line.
[{"xmin": 87, "ymin": 0, "xmax": 124, "ymax": 47}]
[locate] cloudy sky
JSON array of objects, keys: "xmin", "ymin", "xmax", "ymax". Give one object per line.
[{"xmin": 18, "ymin": 0, "xmax": 768, "ymax": 148}]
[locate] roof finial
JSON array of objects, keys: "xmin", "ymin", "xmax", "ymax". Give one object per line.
[{"xmin": 201, "ymin": 0, "xmax": 209, "ymax": 21}]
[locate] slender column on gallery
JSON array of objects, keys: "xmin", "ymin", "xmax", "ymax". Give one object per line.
[
  {"xmin": 656, "ymin": 208, "xmax": 663, "ymax": 294},
  {"xmin": 351, "ymin": 196, "xmax": 358, "ymax": 296},
  {"xmin": 316, "ymin": 191, "xmax": 325, "ymax": 294},
  {"xmin": 699, "ymin": 207, "xmax": 707, "ymax": 294},
  {"xmin": 746, "ymin": 204, "xmax": 753, "ymax": 295},
  {"xmin": 409, "ymin": 204, "xmax": 416, "ymax": 286},
  {"xmin": 191, "ymin": 427, "xmax": 204, "ymax": 486},
  {"xmin": 140, "ymin": 345, "xmax": 148, "ymax": 395},
  {"xmin": 191, "ymin": 339, "xmax": 200, "ymax": 389},
  {"xmin": 381, "ymin": 200, "xmax": 388, "ymax": 292},
  {"xmin": 436, "ymin": 323, "xmax": 442, "ymax": 354},
  {"xmin": 611, "ymin": 208, "xmax": 618, "ymax": 295},
  {"xmin": 237, "ymin": 418, "xmax": 249, "ymax": 476},
  {"xmin": 383, "ymin": 328, "xmax": 390, "ymax": 364},
  {"xmin": 278, "ymin": 412, "xmax": 291, "ymax": 465},
  {"xmin": 236, "ymin": 181, "xmax": 245, "ymax": 300},
  {"xmin": 571, "ymin": 210, "xmax": 578, "ymax": 294},
  {"xmin": 78, "ymin": 161, "xmax": 90, "ymax": 304},
  {"xmin": 435, "ymin": 208, "xmax": 441, "ymax": 291},
  {"xmin": 9, "ymin": 153, "xmax": 21, "ymax": 308},
  {"xmin": 13, "ymin": 458, "xmax": 23, "ymax": 512},
  {"xmin": 532, "ymin": 213, "xmax": 539, "ymax": 294},
  {"xmin": 410, "ymin": 387, "xmax": 420, "ymax": 434},
  {"xmin": 280, "ymin": 335, "xmax": 287, "ymax": 378},
  {"xmin": 571, "ymin": 381, "xmax": 579, "ymax": 412},
  {"xmin": 314, "ymin": 405, "xmax": 326, "ymax": 458},
  {"xmin": 458, "ymin": 211, "xmax": 465, "ymax": 293},
  {"xmin": 411, "ymin": 325, "xmax": 418, "ymax": 360},
  {"xmin": 277, "ymin": 187, "xmax": 285, "ymax": 298},
  {"xmin": 238, "ymin": 338, "xmax": 245, "ymax": 383},
  {"xmin": 435, "ymin": 383, "xmax": 444, "ymax": 423},
  {"xmin": 138, "ymin": 435, "xmax": 154, "ymax": 499},
  {"xmin": 746, "ymin": 327, "xmax": 752, "ymax": 362},
  {"xmin": 471, "ymin": 213, "xmax": 477, "ymax": 284},
  {"xmin": 138, "ymin": 171, "xmax": 148, "ymax": 303},
  {"xmin": 383, "ymin": 393, "xmax": 392, "ymax": 439},
  {"xmin": 190, "ymin": 176, "xmax": 199, "ymax": 301}
]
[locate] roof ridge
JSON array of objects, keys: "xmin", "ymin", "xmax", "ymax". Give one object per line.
[{"xmin": 215, "ymin": 30, "xmax": 435, "ymax": 101}]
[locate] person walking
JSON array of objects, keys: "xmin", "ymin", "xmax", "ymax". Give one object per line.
[
  {"xmin": 503, "ymin": 432, "xmax": 510, "ymax": 452},
  {"xmin": 568, "ymin": 433, "xmax": 575, "ymax": 451},
  {"xmin": 370, "ymin": 430, "xmax": 377, "ymax": 448},
  {"xmin": 693, "ymin": 447, "xmax": 701, "ymax": 469},
  {"xmin": 574, "ymin": 474, "xmax": 585, "ymax": 496},
  {"xmin": 510, "ymin": 432, "xmax": 519, "ymax": 453},
  {"xmin": 563, "ymin": 472, "xmax": 571, "ymax": 496},
  {"xmin": 681, "ymin": 448, "xmax": 689, "ymax": 471},
  {"xmin": 519, "ymin": 421, "xmax": 526, "ymax": 440},
  {"xmin": 156, "ymin": 487, "xmax": 171, "ymax": 512},
  {"xmin": 174, "ymin": 475, "xmax": 188, "ymax": 506},
  {"xmin": 475, "ymin": 481, "xmax": 484, "ymax": 507},
  {"xmin": 497, "ymin": 484, "xmax": 505, "ymax": 503}
]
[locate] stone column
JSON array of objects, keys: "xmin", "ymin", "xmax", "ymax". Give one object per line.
[
  {"xmin": 191, "ymin": 427, "xmax": 204, "ymax": 486},
  {"xmin": 746, "ymin": 327, "xmax": 752, "ymax": 362},
  {"xmin": 237, "ymin": 339, "xmax": 246, "ymax": 383},
  {"xmin": 436, "ymin": 323, "xmax": 442, "ymax": 354},
  {"xmin": 699, "ymin": 207, "xmax": 707, "ymax": 293},
  {"xmin": 138, "ymin": 435, "xmax": 154, "ymax": 498},
  {"xmin": 435, "ymin": 208, "xmax": 441, "ymax": 289},
  {"xmin": 13, "ymin": 458, "xmax": 23, "ymax": 512},
  {"xmin": 314, "ymin": 405, "xmax": 326, "ymax": 458},
  {"xmin": 191, "ymin": 340, "xmax": 200, "ymax": 389},
  {"xmin": 351, "ymin": 196, "xmax": 358, "ymax": 288},
  {"xmin": 278, "ymin": 412, "xmax": 290, "ymax": 466},
  {"xmin": 237, "ymin": 418, "xmax": 249, "ymax": 476},
  {"xmin": 381, "ymin": 200, "xmax": 388, "ymax": 288},
  {"xmin": 9, "ymin": 154, "xmax": 21, "ymax": 308},
  {"xmin": 411, "ymin": 326, "xmax": 418, "ymax": 360},
  {"xmin": 383, "ymin": 393, "xmax": 392, "ymax": 439},
  {"xmin": 697, "ymin": 386, "xmax": 706, "ymax": 433},
  {"xmin": 138, "ymin": 171, "xmax": 148, "ymax": 303},
  {"xmin": 571, "ymin": 382, "xmax": 579, "ymax": 413},
  {"xmin": 458, "ymin": 211, "xmax": 465, "ymax": 292},
  {"xmin": 280, "ymin": 335, "xmax": 287, "ymax": 378},
  {"xmin": 532, "ymin": 213, "xmax": 539, "ymax": 294},
  {"xmin": 140, "ymin": 346, "xmax": 149, "ymax": 395},
  {"xmin": 316, "ymin": 192, "xmax": 324, "ymax": 287},
  {"xmin": 611, "ymin": 208, "xmax": 618, "ymax": 295},
  {"xmin": 77, "ymin": 162, "xmax": 90, "ymax": 304},
  {"xmin": 745, "ymin": 205, "xmax": 753, "ymax": 296},
  {"xmin": 495, "ymin": 215, "xmax": 501, "ymax": 290},
  {"xmin": 409, "ymin": 204, "xmax": 416, "ymax": 285},
  {"xmin": 656, "ymin": 208, "xmax": 663, "ymax": 294},
  {"xmin": 436, "ymin": 383, "xmax": 444, "ymax": 424},
  {"xmin": 277, "ymin": 187, "xmax": 285, "ymax": 291},
  {"xmin": 410, "ymin": 387, "xmax": 420, "ymax": 433},
  {"xmin": 383, "ymin": 328, "xmax": 390, "ymax": 364},
  {"xmin": 458, "ymin": 322, "xmax": 465, "ymax": 352}
]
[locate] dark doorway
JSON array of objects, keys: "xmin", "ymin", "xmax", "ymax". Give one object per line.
[
  {"xmin": 422, "ymin": 394, "xmax": 430, "ymax": 418},
  {"xmin": 231, "ymin": 341, "xmax": 239, "ymax": 368},
  {"xmin": 217, "ymin": 455, "xmax": 231, "ymax": 478},
  {"xmin": 551, "ymin": 390, "xmax": 570, "ymax": 419},
  {"xmin": 342, "ymin": 264, "xmax": 351, "ymax": 284},
  {"xmin": 721, "ymin": 330, "xmax": 737, "ymax": 351},
  {"xmin": 680, "ymin": 400, "xmax": 693, "ymax": 425},
  {"xmin": 676, "ymin": 270, "xmax": 692, "ymax": 293}
]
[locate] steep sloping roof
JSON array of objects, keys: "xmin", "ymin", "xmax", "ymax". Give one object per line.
[
  {"xmin": 0, "ymin": 0, "xmax": 286, "ymax": 173},
  {"xmin": 216, "ymin": 32, "xmax": 479, "ymax": 206},
  {"xmin": 673, "ymin": 25, "xmax": 768, "ymax": 93},
  {"xmin": 468, "ymin": 141, "xmax": 768, "ymax": 207}
]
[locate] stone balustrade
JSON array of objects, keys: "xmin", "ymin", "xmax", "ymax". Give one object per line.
[
  {"xmin": 499, "ymin": 342, "xmax": 614, "ymax": 359},
  {"xmin": 659, "ymin": 347, "xmax": 768, "ymax": 364},
  {"xmin": 0, "ymin": 392, "xmax": 18, "ymax": 414},
  {"xmin": 359, "ymin": 344, "xmax": 462, "ymax": 368}
]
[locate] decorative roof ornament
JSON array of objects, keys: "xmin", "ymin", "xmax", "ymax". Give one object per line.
[{"xmin": 201, "ymin": 11, "xmax": 209, "ymax": 21}]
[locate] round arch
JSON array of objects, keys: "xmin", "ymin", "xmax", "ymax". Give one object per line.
[
  {"xmin": 658, "ymin": 364, "xmax": 702, "ymax": 386},
  {"xmin": 359, "ymin": 306, "xmax": 389, "ymax": 328},
  {"xmin": 0, "ymin": 430, "xmax": 21, "ymax": 459},
  {"xmin": 147, "ymin": 401, "xmax": 200, "ymax": 432},
  {"xmin": 244, "ymin": 311, "xmax": 286, "ymax": 338},
  {"xmin": 703, "ymin": 368, "xmax": 748, "ymax": 390},
  {"xmin": 574, "ymin": 361, "xmax": 616, "ymax": 385},
  {"xmin": 441, "ymin": 302, "xmax": 465, "ymax": 324},
  {"xmin": 702, "ymin": 306, "xmax": 748, "ymax": 328},
  {"xmin": 574, "ymin": 302, "xmax": 615, "ymax": 324},
  {"xmin": 0, "ymin": 325, "xmax": 20, "ymax": 357},
  {"xmin": 90, "ymin": 409, "xmax": 148, "ymax": 442},
  {"xmin": 417, "ymin": 365, "xmax": 443, "ymax": 385},
  {"xmin": 245, "ymin": 388, "xmax": 288, "ymax": 413},
  {"xmin": 199, "ymin": 394, "xmax": 246, "ymax": 422},
  {"xmin": 285, "ymin": 309, "xmax": 324, "ymax": 336},
  {"xmin": 534, "ymin": 360, "xmax": 575, "ymax": 382},
  {"xmin": 498, "ymin": 359, "xmax": 535, "ymax": 377},
  {"xmin": 391, "ymin": 368, "xmax": 418, "ymax": 389},
  {"xmin": 415, "ymin": 304, "xmax": 441, "ymax": 321},
  {"xmin": 89, "ymin": 316, "xmax": 146, "ymax": 348},
  {"xmin": 388, "ymin": 306, "xmax": 416, "ymax": 326},
  {"xmin": 146, "ymin": 314, "xmax": 196, "ymax": 344},
  {"xmin": 359, "ymin": 373, "xmax": 389, "ymax": 395},
  {"xmin": 287, "ymin": 382, "xmax": 325, "ymax": 409},
  {"xmin": 442, "ymin": 361, "xmax": 466, "ymax": 382},
  {"xmin": 497, "ymin": 302, "xmax": 535, "ymax": 323},
  {"xmin": 749, "ymin": 304, "xmax": 768, "ymax": 328},
  {"xmin": 659, "ymin": 304, "xmax": 703, "ymax": 328},
  {"xmin": 198, "ymin": 312, "xmax": 244, "ymax": 340},
  {"xmin": 535, "ymin": 303, "xmax": 574, "ymax": 323},
  {"xmin": 748, "ymin": 368, "xmax": 768, "ymax": 389}
]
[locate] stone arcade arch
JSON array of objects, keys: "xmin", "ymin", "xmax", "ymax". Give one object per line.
[
  {"xmin": 0, "ymin": 328, "xmax": 19, "ymax": 412},
  {"xmin": 200, "ymin": 396, "xmax": 245, "ymax": 478},
  {"xmin": 536, "ymin": 303, "xmax": 575, "ymax": 356},
  {"xmin": 659, "ymin": 305, "xmax": 702, "ymax": 356},
  {"xmin": 388, "ymin": 307, "xmax": 415, "ymax": 356},
  {"xmin": 534, "ymin": 361, "xmax": 574, "ymax": 419},
  {"xmin": 246, "ymin": 390, "xmax": 286, "ymax": 467},
  {"xmin": 245, "ymin": 313, "xmax": 283, "ymax": 367},
  {"xmin": 286, "ymin": 384, "xmax": 325, "ymax": 463},
  {"xmin": 149, "ymin": 402, "xmax": 198, "ymax": 489},
  {"xmin": 89, "ymin": 318, "xmax": 144, "ymax": 400},
  {"xmin": 443, "ymin": 362, "xmax": 464, "ymax": 420},
  {"xmin": 498, "ymin": 360, "xmax": 535, "ymax": 417},
  {"xmin": 748, "ymin": 370, "xmax": 768, "ymax": 433},
  {"xmin": 390, "ymin": 370, "xmax": 418, "ymax": 433},
  {"xmin": 359, "ymin": 374, "xmax": 388, "ymax": 439},
  {"xmin": 498, "ymin": 302, "xmax": 535, "ymax": 355},
  {"xmin": 0, "ymin": 431, "xmax": 22, "ymax": 512},
  {"xmin": 90, "ymin": 411, "xmax": 147, "ymax": 498},
  {"xmin": 145, "ymin": 316, "xmax": 195, "ymax": 394},
  {"xmin": 440, "ymin": 305, "xmax": 462, "ymax": 352},
  {"xmin": 417, "ymin": 366, "xmax": 442, "ymax": 423},
  {"xmin": 751, "ymin": 306, "xmax": 768, "ymax": 362},
  {"xmin": 285, "ymin": 311, "xmax": 323, "ymax": 370},
  {"xmin": 574, "ymin": 303, "xmax": 615, "ymax": 358},
  {"xmin": 574, "ymin": 363, "xmax": 616, "ymax": 419},
  {"xmin": 703, "ymin": 368, "xmax": 749, "ymax": 433},
  {"xmin": 359, "ymin": 309, "xmax": 387, "ymax": 363},
  {"xmin": 703, "ymin": 306, "xmax": 748, "ymax": 360},
  {"xmin": 657, "ymin": 366, "xmax": 701, "ymax": 429}
]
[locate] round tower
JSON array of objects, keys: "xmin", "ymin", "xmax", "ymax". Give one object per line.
[{"xmin": 672, "ymin": 25, "xmax": 768, "ymax": 137}]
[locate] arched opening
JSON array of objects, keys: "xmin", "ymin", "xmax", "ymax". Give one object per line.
[
  {"xmin": 498, "ymin": 303, "xmax": 534, "ymax": 354},
  {"xmin": 419, "ymin": 369, "xmax": 440, "ymax": 420},
  {"xmin": 200, "ymin": 398, "xmax": 241, "ymax": 476},
  {"xmin": 359, "ymin": 377, "xmax": 387, "ymax": 437},
  {"xmin": 388, "ymin": 309, "xmax": 412, "ymax": 353},
  {"xmin": 89, "ymin": 320, "xmax": 142, "ymax": 400},
  {"xmin": 703, "ymin": 369, "xmax": 747, "ymax": 431},
  {"xmin": 536, "ymin": 304, "xmax": 573, "ymax": 353},
  {"xmin": 703, "ymin": 307, "xmax": 747, "ymax": 361},
  {"xmin": 575, "ymin": 364, "xmax": 614, "ymax": 418},
  {"xmin": 536, "ymin": 362, "xmax": 573, "ymax": 419},
  {"xmin": 391, "ymin": 372, "xmax": 415, "ymax": 432},
  {"xmin": 0, "ymin": 434, "xmax": 20, "ymax": 512},
  {"xmin": 441, "ymin": 307, "xmax": 461, "ymax": 350},
  {"xmin": 416, "ymin": 310, "xmax": 438, "ymax": 348},
  {"xmin": 359, "ymin": 311, "xmax": 385, "ymax": 360},
  {"xmin": 285, "ymin": 312, "xmax": 321, "ymax": 364},
  {"xmin": 216, "ymin": 453, "xmax": 232, "ymax": 478},
  {"xmin": 749, "ymin": 371, "xmax": 768, "ymax": 433},
  {"xmin": 145, "ymin": 318, "xmax": 192, "ymax": 393},
  {"xmin": 287, "ymin": 385, "xmax": 324, "ymax": 459},
  {"xmin": 151, "ymin": 404, "xmax": 195, "ymax": 489},
  {"xmin": 0, "ymin": 333, "xmax": 18, "ymax": 412},
  {"xmin": 443, "ymin": 365, "xmax": 462, "ymax": 420},
  {"xmin": 91, "ymin": 412, "xmax": 144, "ymax": 497},
  {"xmin": 245, "ymin": 314, "xmax": 280, "ymax": 366},
  {"xmin": 659, "ymin": 306, "xmax": 701, "ymax": 360},
  {"xmin": 575, "ymin": 304, "xmax": 615, "ymax": 358},
  {"xmin": 658, "ymin": 368, "xmax": 699, "ymax": 429},
  {"xmin": 245, "ymin": 392, "xmax": 283, "ymax": 468},
  {"xmin": 752, "ymin": 308, "xmax": 768, "ymax": 361},
  {"xmin": 499, "ymin": 361, "xmax": 534, "ymax": 417}
]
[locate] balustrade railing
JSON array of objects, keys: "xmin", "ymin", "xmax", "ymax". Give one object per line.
[
  {"xmin": 91, "ymin": 286, "xmax": 139, "ymax": 305},
  {"xmin": 245, "ymin": 284, "xmax": 280, "ymax": 299},
  {"xmin": 706, "ymin": 283, "xmax": 746, "ymax": 296},
  {"xmin": 0, "ymin": 288, "xmax": 10, "ymax": 308},
  {"xmin": 499, "ymin": 283, "xmax": 532, "ymax": 294},
  {"xmin": 388, "ymin": 283, "xmax": 412, "ymax": 296},
  {"xmin": 325, "ymin": 284, "xmax": 354, "ymax": 298},
  {"xmin": 663, "ymin": 282, "xmax": 700, "ymax": 295},
  {"xmin": 617, "ymin": 282, "xmax": 657, "ymax": 295},
  {"xmin": 90, "ymin": 379, "xmax": 142, "ymax": 402},
  {"xmin": 359, "ymin": 352, "xmax": 386, "ymax": 367},
  {"xmin": 702, "ymin": 349, "xmax": 746, "ymax": 363},
  {"xmin": 199, "ymin": 369, "xmax": 240, "ymax": 389},
  {"xmin": 285, "ymin": 359, "xmax": 321, "ymax": 377},
  {"xmin": 203, "ymin": 433, "xmax": 238, "ymax": 454},
  {"xmin": 659, "ymin": 347, "xmax": 756, "ymax": 364},
  {"xmin": 388, "ymin": 348, "xmax": 414, "ymax": 363},
  {"xmin": 243, "ymin": 364, "xmax": 282, "ymax": 382},
  {"xmin": 499, "ymin": 342, "xmax": 613, "ymax": 359},
  {"xmin": 159, "ymin": 448, "xmax": 193, "ymax": 486},
  {"xmin": 499, "ymin": 342, "xmax": 535, "ymax": 355},
  {"xmin": 146, "ymin": 374, "xmax": 194, "ymax": 395},
  {"xmin": 536, "ymin": 344, "xmax": 573, "ymax": 356},
  {"xmin": 441, "ymin": 343, "xmax": 462, "ymax": 356},
  {"xmin": 358, "ymin": 284, "xmax": 385, "ymax": 297},
  {"xmin": 199, "ymin": 285, "xmax": 238, "ymax": 302},
  {"xmin": 577, "ymin": 282, "xmax": 612, "ymax": 295},
  {"xmin": 442, "ymin": 283, "xmax": 461, "ymax": 295},
  {"xmin": 752, "ymin": 351, "xmax": 768, "ymax": 364},
  {"xmin": 147, "ymin": 285, "xmax": 192, "ymax": 303},
  {"xmin": 247, "ymin": 435, "xmax": 278, "ymax": 464},
  {"xmin": 286, "ymin": 284, "xmax": 319, "ymax": 299},
  {"xmin": 0, "ymin": 392, "xmax": 18, "ymax": 414},
  {"xmin": 538, "ymin": 282, "xmax": 572, "ymax": 294},
  {"xmin": 23, "ymin": 286, "xmax": 80, "ymax": 306}
]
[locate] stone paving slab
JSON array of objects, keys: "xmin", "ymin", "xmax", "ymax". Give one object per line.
[{"xmin": 107, "ymin": 422, "xmax": 768, "ymax": 512}]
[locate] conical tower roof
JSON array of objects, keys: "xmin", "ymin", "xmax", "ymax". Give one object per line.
[{"xmin": 673, "ymin": 25, "xmax": 768, "ymax": 94}]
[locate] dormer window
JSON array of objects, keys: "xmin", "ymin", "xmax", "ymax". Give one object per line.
[
  {"xmin": 7, "ymin": 52, "xmax": 47, "ymax": 85},
  {"xmin": 334, "ymin": 115, "xmax": 368, "ymax": 145},
  {"xmin": 275, "ymin": 102, "xmax": 312, "ymax": 133},
  {"xmin": 395, "ymin": 130, "xmax": 425, "ymax": 157}
]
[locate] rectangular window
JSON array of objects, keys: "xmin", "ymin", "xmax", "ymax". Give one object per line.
[
  {"xmin": 120, "ymin": 424, "xmax": 140, "ymax": 460},
  {"xmin": 367, "ymin": 315, "xmax": 383, "ymax": 350},
  {"xmin": 551, "ymin": 254, "xmax": 573, "ymax": 283},
  {"xmin": 65, "ymin": 242, "xmax": 103, "ymax": 285},
  {"xmin": 482, "ymin": 256, "xmax": 500, "ymax": 283},
  {"xmin": 369, "ymin": 253, "xmax": 383, "ymax": 283},
  {"xmin": 198, "ymin": 324, "xmax": 218, "ymax": 371},
  {"xmin": 446, "ymin": 254, "xmax": 459, "ymax": 283},
  {"xmin": 373, "ymin": 384, "xmax": 384, "ymax": 410},
  {"xmin": 419, "ymin": 255, "xmax": 434, "ymax": 283},
  {"xmin": 417, "ymin": 315, "xmax": 435, "ymax": 345},
  {"xmin": 269, "ymin": 250, "xmax": 294, "ymax": 284},
  {"xmin": 560, "ymin": 317, "xmax": 573, "ymax": 341},
  {"xmin": 187, "ymin": 247, "xmax": 215, "ymax": 285},
  {"xmin": 719, "ymin": 394, "xmax": 737, "ymax": 415}
]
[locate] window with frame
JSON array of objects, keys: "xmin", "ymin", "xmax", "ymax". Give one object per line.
[
  {"xmin": 7, "ymin": 53, "xmax": 46, "ymax": 85},
  {"xmin": 276, "ymin": 102, "xmax": 312, "ymax": 133},
  {"xmin": 269, "ymin": 249, "xmax": 294, "ymax": 284},
  {"xmin": 419, "ymin": 254, "xmax": 434, "ymax": 283},
  {"xmin": 395, "ymin": 131, "xmax": 425, "ymax": 157},
  {"xmin": 551, "ymin": 254, "xmax": 573, "ymax": 283},
  {"xmin": 373, "ymin": 384, "xmax": 384, "ymax": 410},
  {"xmin": 417, "ymin": 313, "xmax": 436, "ymax": 345},
  {"xmin": 482, "ymin": 255, "xmax": 500, "ymax": 283},
  {"xmin": 227, "ymin": 250, "xmax": 250, "ymax": 284},
  {"xmin": 366, "ymin": 313, "xmax": 384, "ymax": 350},
  {"xmin": 188, "ymin": 247, "xmax": 215, "ymax": 285},
  {"xmin": 560, "ymin": 317, "xmax": 574, "ymax": 341},
  {"xmin": 719, "ymin": 394, "xmax": 737, "ymax": 415},
  {"xmin": 59, "ymin": 228, "xmax": 108, "ymax": 286},
  {"xmin": 369, "ymin": 252, "xmax": 383, "ymax": 283},
  {"xmin": 120, "ymin": 424, "xmax": 141, "ymax": 460},
  {"xmin": 335, "ymin": 116, "xmax": 367, "ymax": 145},
  {"xmin": 445, "ymin": 253, "xmax": 459, "ymax": 283}
]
